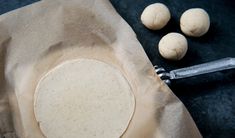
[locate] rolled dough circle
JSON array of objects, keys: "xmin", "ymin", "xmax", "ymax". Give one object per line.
[{"xmin": 34, "ymin": 59, "xmax": 135, "ymax": 138}]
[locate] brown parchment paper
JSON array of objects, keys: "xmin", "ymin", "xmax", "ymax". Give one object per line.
[{"xmin": 0, "ymin": 0, "xmax": 202, "ymax": 137}]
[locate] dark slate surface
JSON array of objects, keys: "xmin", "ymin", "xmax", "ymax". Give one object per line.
[
  {"xmin": 0, "ymin": 0, "xmax": 38, "ymax": 15},
  {"xmin": 1, "ymin": 0, "xmax": 235, "ymax": 138},
  {"xmin": 110, "ymin": 1, "xmax": 235, "ymax": 138}
]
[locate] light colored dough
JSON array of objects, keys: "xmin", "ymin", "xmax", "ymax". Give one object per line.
[
  {"xmin": 180, "ymin": 8, "xmax": 210, "ymax": 37},
  {"xmin": 158, "ymin": 33, "xmax": 188, "ymax": 60},
  {"xmin": 34, "ymin": 59, "xmax": 135, "ymax": 138},
  {"xmin": 141, "ymin": 3, "xmax": 171, "ymax": 30}
]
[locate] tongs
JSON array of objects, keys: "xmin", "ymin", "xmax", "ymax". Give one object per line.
[{"xmin": 155, "ymin": 57, "xmax": 235, "ymax": 85}]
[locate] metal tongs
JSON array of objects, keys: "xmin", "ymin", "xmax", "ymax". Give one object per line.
[{"xmin": 155, "ymin": 57, "xmax": 235, "ymax": 85}]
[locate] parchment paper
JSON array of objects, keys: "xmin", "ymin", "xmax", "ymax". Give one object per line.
[{"xmin": 0, "ymin": 0, "xmax": 202, "ymax": 137}]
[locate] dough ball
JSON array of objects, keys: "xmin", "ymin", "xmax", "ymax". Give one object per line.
[
  {"xmin": 141, "ymin": 3, "xmax": 171, "ymax": 30},
  {"xmin": 158, "ymin": 33, "xmax": 188, "ymax": 60},
  {"xmin": 180, "ymin": 8, "xmax": 210, "ymax": 37}
]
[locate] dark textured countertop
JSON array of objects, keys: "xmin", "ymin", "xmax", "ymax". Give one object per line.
[{"xmin": 1, "ymin": 0, "xmax": 235, "ymax": 138}]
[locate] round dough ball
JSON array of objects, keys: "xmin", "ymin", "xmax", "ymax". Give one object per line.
[
  {"xmin": 158, "ymin": 33, "xmax": 188, "ymax": 60},
  {"xmin": 141, "ymin": 3, "xmax": 171, "ymax": 30},
  {"xmin": 180, "ymin": 8, "xmax": 210, "ymax": 37},
  {"xmin": 34, "ymin": 59, "xmax": 135, "ymax": 138}
]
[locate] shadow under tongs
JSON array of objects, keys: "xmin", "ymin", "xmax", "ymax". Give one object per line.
[{"xmin": 169, "ymin": 69, "xmax": 235, "ymax": 96}]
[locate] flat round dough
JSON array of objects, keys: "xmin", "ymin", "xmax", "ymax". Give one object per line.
[{"xmin": 34, "ymin": 59, "xmax": 135, "ymax": 138}]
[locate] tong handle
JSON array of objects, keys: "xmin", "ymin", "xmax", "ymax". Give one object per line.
[{"xmin": 169, "ymin": 57, "xmax": 235, "ymax": 80}]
